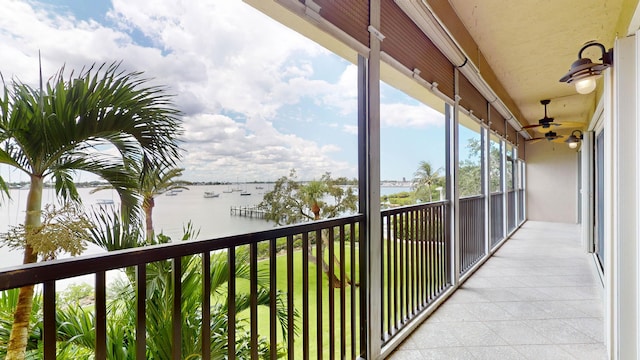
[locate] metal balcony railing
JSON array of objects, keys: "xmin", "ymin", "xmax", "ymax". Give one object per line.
[
  {"xmin": 490, "ymin": 192, "xmax": 504, "ymax": 247},
  {"xmin": 1, "ymin": 193, "xmax": 527, "ymax": 359},
  {"xmin": 380, "ymin": 201, "xmax": 450, "ymax": 344},
  {"xmin": 459, "ymin": 195, "xmax": 485, "ymax": 275},
  {"xmin": 0, "ymin": 215, "xmax": 365, "ymax": 360},
  {"xmin": 507, "ymin": 190, "xmax": 517, "ymax": 234},
  {"xmin": 518, "ymin": 189, "xmax": 525, "ymax": 225}
]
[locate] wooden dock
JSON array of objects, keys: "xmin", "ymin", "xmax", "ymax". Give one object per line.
[{"xmin": 230, "ymin": 206, "xmax": 267, "ymax": 219}]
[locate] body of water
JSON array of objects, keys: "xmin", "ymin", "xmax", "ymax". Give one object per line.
[
  {"xmin": 0, "ymin": 184, "xmax": 275, "ymax": 270},
  {"xmin": 0, "ymin": 185, "xmax": 410, "ymax": 271}
]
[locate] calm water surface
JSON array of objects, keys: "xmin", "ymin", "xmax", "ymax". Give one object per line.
[
  {"xmin": 0, "ymin": 185, "xmax": 409, "ymax": 271},
  {"xmin": 0, "ymin": 185, "xmax": 274, "ymax": 270}
]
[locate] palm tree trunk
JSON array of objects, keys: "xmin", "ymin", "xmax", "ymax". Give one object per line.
[
  {"xmin": 307, "ymin": 245, "xmax": 343, "ymax": 288},
  {"xmin": 6, "ymin": 175, "xmax": 43, "ymax": 360},
  {"xmin": 144, "ymin": 197, "xmax": 154, "ymax": 242},
  {"xmin": 305, "ymin": 203, "xmax": 354, "ymax": 287}
]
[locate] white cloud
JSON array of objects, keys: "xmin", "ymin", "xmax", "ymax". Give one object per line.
[
  {"xmin": 181, "ymin": 113, "xmax": 353, "ymax": 181},
  {"xmin": 0, "ymin": 0, "xmax": 358, "ymax": 182},
  {"xmin": 381, "ymin": 102, "xmax": 444, "ymax": 128},
  {"xmin": 342, "ymin": 125, "xmax": 358, "ymax": 135},
  {"xmin": 322, "ymin": 64, "xmax": 358, "ymax": 115}
]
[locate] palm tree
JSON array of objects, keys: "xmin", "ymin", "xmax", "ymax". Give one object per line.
[
  {"xmin": 82, "ymin": 218, "xmax": 289, "ymax": 359},
  {"xmin": 259, "ymin": 170, "xmax": 358, "ymax": 287},
  {"xmin": 0, "ymin": 289, "xmax": 43, "ymax": 359},
  {"xmin": 0, "ymin": 62, "xmax": 182, "ymax": 359},
  {"xmin": 1, "ymin": 251, "xmax": 286, "ymax": 359},
  {"xmin": 412, "ymin": 161, "xmax": 443, "ymax": 202},
  {"xmin": 92, "ymin": 165, "xmax": 190, "ymax": 242},
  {"xmin": 139, "ymin": 167, "xmax": 189, "ymax": 241}
]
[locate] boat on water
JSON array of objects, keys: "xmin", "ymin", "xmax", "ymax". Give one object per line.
[
  {"xmin": 204, "ymin": 191, "xmax": 220, "ymax": 198},
  {"xmin": 255, "ymin": 186, "xmax": 264, "ymax": 189},
  {"xmin": 95, "ymin": 199, "xmax": 114, "ymax": 206},
  {"xmin": 166, "ymin": 190, "xmax": 179, "ymax": 196},
  {"xmin": 240, "ymin": 191, "xmax": 251, "ymax": 196}
]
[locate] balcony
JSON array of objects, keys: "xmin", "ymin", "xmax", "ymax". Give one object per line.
[
  {"xmin": 2, "ymin": 189, "xmax": 608, "ymax": 360},
  {"xmin": 389, "ymin": 221, "xmax": 605, "ymax": 359}
]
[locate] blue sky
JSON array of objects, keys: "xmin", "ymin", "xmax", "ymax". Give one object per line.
[{"xmin": 0, "ymin": 0, "xmax": 457, "ymax": 183}]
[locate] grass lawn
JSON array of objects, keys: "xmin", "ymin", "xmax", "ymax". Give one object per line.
[
  {"xmin": 235, "ymin": 241, "xmax": 361, "ymax": 359},
  {"xmin": 230, "ymin": 237, "xmax": 448, "ymax": 358}
]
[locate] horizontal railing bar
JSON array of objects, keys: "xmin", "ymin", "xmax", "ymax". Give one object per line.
[
  {"xmin": 381, "ymin": 200, "xmax": 448, "ymax": 216},
  {"xmin": 0, "ymin": 214, "xmax": 364, "ymax": 291},
  {"xmin": 459, "ymin": 194, "xmax": 484, "ymax": 201}
]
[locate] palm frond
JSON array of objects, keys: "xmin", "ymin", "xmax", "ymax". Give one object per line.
[{"xmin": 88, "ymin": 206, "xmax": 143, "ymax": 251}]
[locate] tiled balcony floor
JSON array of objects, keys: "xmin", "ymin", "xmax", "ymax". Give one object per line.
[{"xmin": 388, "ymin": 221, "xmax": 605, "ymax": 360}]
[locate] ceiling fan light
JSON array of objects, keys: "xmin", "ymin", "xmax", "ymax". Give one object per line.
[
  {"xmin": 568, "ymin": 141, "xmax": 579, "ymax": 149},
  {"xmin": 574, "ymin": 77, "xmax": 597, "ymax": 94}
]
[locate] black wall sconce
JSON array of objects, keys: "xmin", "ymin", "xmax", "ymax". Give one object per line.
[
  {"xmin": 565, "ymin": 130, "xmax": 584, "ymax": 149},
  {"xmin": 559, "ymin": 42, "xmax": 613, "ymax": 94}
]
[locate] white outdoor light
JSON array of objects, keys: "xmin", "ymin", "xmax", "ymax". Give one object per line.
[
  {"xmin": 565, "ymin": 130, "xmax": 583, "ymax": 149},
  {"xmin": 559, "ymin": 42, "xmax": 613, "ymax": 95},
  {"xmin": 574, "ymin": 77, "xmax": 597, "ymax": 95}
]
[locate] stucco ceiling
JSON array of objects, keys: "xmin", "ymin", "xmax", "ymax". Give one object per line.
[{"xmin": 445, "ymin": 0, "xmax": 630, "ymax": 132}]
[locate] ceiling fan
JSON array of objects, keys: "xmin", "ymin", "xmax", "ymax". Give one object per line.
[
  {"xmin": 527, "ymin": 130, "xmax": 566, "ymax": 144},
  {"xmin": 523, "ymin": 99, "xmax": 582, "ymax": 132}
]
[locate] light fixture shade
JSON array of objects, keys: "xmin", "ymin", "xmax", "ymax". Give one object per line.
[
  {"xmin": 559, "ymin": 42, "xmax": 613, "ymax": 94},
  {"xmin": 574, "ymin": 77, "xmax": 597, "ymax": 94},
  {"xmin": 565, "ymin": 130, "xmax": 583, "ymax": 149}
]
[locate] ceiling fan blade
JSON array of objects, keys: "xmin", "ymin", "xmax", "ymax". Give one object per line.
[
  {"xmin": 527, "ymin": 134, "xmax": 566, "ymax": 144},
  {"xmin": 551, "ymin": 121, "xmax": 584, "ymax": 128},
  {"xmin": 533, "ymin": 121, "xmax": 584, "ymax": 132}
]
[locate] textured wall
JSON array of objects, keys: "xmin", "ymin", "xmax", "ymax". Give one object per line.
[{"xmin": 526, "ymin": 141, "xmax": 579, "ymax": 223}]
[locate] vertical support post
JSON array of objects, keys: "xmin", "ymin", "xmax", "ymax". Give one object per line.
[
  {"xmin": 511, "ymin": 145, "xmax": 516, "ymax": 231},
  {"xmin": 43, "ymin": 281, "xmax": 56, "ymax": 360},
  {"xmin": 357, "ymin": 53, "xmax": 368, "ymax": 360},
  {"xmin": 362, "ymin": 0, "xmax": 382, "ymax": 357},
  {"xmin": 609, "ymin": 34, "xmax": 638, "ymax": 360},
  {"xmin": 581, "ymin": 131, "xmax": 595, "ymax": 253},
  {"xmin": 482, "ymin": 126, "xmax": 491, "ymax": 255},
  {"xmin": 227, "ymin": 249, "xmax": 236, "ymax": 360},
  {"xmin": 522, "ymin": 162, "xmax": 527, "ymax": 221},
  {"xmin": 136, "ymin": 265, "xmax": 147, "ymax": 360},
  {"xmin": 96, "ymin": 272, "xmax": 106, "ymax": 360},
  {"xmin": 202, "ymin": 253, "xmax": 211, "ymax": 360},
  {"xmin": 172, "ymin": 257, "xmax": 182, "ymax": 360},
  {"xmin": 448, "ymin": 71, "xmax": 460, "ymax": 285},
  {"xmin": 501, "ymin": 138, "xmax": 507, "ymax": 240}
]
